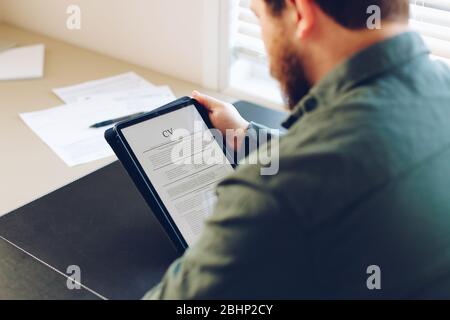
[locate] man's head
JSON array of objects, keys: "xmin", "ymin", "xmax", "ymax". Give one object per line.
[{"xmin": 251, "ymin": 0, "xmax": 410, "ymax": 109}]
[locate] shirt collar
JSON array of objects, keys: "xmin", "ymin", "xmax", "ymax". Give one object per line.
[{"xmin": 282, "ymin": 31, "xmax": 430, "ymax": 129}]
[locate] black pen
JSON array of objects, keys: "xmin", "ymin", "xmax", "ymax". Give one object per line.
[{"xmin": 89, "ymin": 112, "xmax": 146, "ymax": 128}]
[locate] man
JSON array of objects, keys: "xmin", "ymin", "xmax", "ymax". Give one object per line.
[{"xmin": 145, "ymin": 0, "xmax": 450, "ymax": 299}]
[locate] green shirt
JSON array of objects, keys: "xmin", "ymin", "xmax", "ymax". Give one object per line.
[{"xmin": 144, "ymin": 32, "xmax": 450, "ymax": 299}]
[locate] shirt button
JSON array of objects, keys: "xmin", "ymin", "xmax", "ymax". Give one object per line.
[{"xmin": 303, "ymin": 97, "xmax": 318, "ymax": 113}]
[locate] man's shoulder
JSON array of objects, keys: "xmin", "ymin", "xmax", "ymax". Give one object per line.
[{"xmin": 220, "ymin": 136, "xmax": 369, "ymax": 225}]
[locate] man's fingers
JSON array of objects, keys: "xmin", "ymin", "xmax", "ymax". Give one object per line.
[{"xmin": 192, "ymin": 91, "xmax": 221, "ymax": 112}]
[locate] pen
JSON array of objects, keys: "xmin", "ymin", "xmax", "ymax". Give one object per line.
[{"xmin": 89, "ymin": 112, "xmax": 146, "ymax": 128}]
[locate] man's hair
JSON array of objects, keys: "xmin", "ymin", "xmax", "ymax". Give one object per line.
[{"xmin": 264, "ymin": 0, "xmax": 410, "ymax": 29}]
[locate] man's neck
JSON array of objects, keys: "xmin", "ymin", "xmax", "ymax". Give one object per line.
[{"xmin": 308, "ymin": 23, "xmax": 410, "ymax": 85}]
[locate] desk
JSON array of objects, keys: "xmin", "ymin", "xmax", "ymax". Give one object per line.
[
  {"xmin": 0, "ymin": 24, "xmax": 288, "ymax": 300},
  {"xmin": 0, "ymin": 23, "xmax": 240, "ymax": 216},
  {"xmin": 0, "ymin": 101, "xmax": 287, "ymax": 300}
]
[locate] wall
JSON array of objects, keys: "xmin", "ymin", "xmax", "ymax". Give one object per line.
[{"xmin": 0, "ymin": 0, "xmax": 220, "ymax": 87}]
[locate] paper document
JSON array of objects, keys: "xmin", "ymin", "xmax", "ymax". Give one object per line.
[
  {"xmin": 79, "ymin": 86, "xmax": 175, "ymax": 113},
  {"xmin": 53, "ymin": 72, "xmax": 155, "ymax": 103},
  {"xmin": 0, "ymin": 44, "xmax": 45, "ymax": 80},
  {"xmin": 20, "ymin": 87, "xmax": 176, "ymax": 166}
]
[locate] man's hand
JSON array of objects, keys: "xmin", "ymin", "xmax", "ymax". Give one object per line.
[{"xmin": 193, "ymin": 91, "xmax": 250, "ymax": 151}]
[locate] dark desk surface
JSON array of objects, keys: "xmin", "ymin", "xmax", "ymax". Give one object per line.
[{"xmin": 0, "ymin": 101, "xmax": 287, "ymax": 300}]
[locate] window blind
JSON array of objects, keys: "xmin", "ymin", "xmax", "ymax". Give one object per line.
[
  {"xmin": 410, "ymin": 0, "xmax": 450, "ymax": 61},
  {"xmin": 234, "ymin": 0, "xmax": 450, "ymax": 63},
  {"xmin": 234, "ymin": 0, "xmax": 266, "ymax": 61}
]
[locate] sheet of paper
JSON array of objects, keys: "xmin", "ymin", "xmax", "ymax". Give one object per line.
[
  {"xmin": 20, "ymin": 87, "xmax": 176, "ymax": 167},
  {"xmin": 79, "ymin": 86, "xmax": 175, "ymax": 113},
  {"xmin": 52, "ymin": 72, "xmax": 155, "ymax": 103},
  {"xmin": 21, "ymin": 98, "xmax": 121, "ymax": 167},
  {"xmin": 0, "ymin": 44, "xmax": 45, "ymax": 80}
]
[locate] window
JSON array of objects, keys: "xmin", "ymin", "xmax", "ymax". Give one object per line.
[
  {"xmin": 410, "ymin": 0, "xmax": 450, "ymax": 63},
  {"xmin": 227, "ymin": 0, "xmax": 450, "ymax": 106},
  {"xmin": 227, "ymin": 0, "xmax": 283, "ymax": 107}
]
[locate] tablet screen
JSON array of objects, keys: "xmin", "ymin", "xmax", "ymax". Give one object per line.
[{"xmin": 120, "ymin": 104, "xmax": 234, "ymax": 246}]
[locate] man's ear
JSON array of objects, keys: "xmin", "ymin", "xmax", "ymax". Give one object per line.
[{"xmin": 289, "ymin": 0, "xmax": 316, "ymax": 39}]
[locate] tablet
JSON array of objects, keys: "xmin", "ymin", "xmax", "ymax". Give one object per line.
[{"xmin": 105, "ymin": 97, "xmax": 235, "ymax": 252}]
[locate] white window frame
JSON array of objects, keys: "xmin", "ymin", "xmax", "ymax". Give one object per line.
[
  {"xmin": 217, "ymin": 0, "xmax": 284, "ymax": 109},
  {"xmin": 206, "ymin": 0, "xmax": 450, "ymax": 109},
  {"xmin": 200, "ymin": 0, "xmax": 283, "ymax": 109}
]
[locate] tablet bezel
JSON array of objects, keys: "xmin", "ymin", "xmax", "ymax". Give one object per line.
[{"xmin": 114, "ymin": 98, "xmax": 235, "ymax": 252}]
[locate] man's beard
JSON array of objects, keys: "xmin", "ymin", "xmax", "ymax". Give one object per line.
[{"xmin": 271, "ymin": 46, "xmax": 312, "ymax": 110}]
